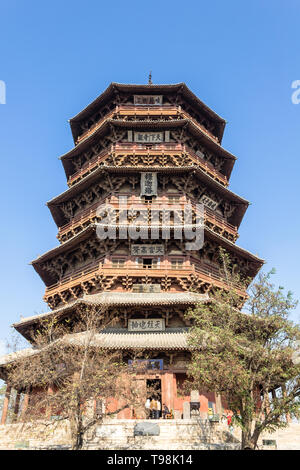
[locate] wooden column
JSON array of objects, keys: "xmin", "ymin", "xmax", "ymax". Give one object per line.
[
  {"xmin": 20, "ymin": 387, "xmax": 30, "ymax": 421},
  {"xmin": 12, "ymin": 391, "xmax": 21, "ymax": 423},
  {"xmin": 46, "ymin": 384, "xmax": 54, "ymax": 419},
  {"xmin": 1, "ymin": 385, "xmax": 12, "ymax": 425},
  {"xmin": 215, "ymin": 392, "xmax": 222, "ymax": 415},
  {"xmin": 162, "ymin": 372, "xmax": 174, "ymax": 412}
]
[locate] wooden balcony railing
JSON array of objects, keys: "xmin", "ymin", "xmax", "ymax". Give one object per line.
[
  {"xmin": 44, "ymin": 259, "xmax": 246, "ymax": 299},
  {"xmin": 76, "ymin": 105, "xmax": 220, "ymax": 146},
  {"xmin": 68, "ymin": 142, "xmax": 228, "ymax": 187},
  {"xmin": 57, "ymin": 196, "xmax": 238, "ymax": 243}
]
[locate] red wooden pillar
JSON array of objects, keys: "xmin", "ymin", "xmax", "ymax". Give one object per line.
[
  {"xmin": 46, "ymin": 384, "xmax": 54, "ymax": 419},
  {"xmin": 1, "ymin": 384, "xmax": 12, "ymax": 425},
  {"xmin": 215, "ymin": 392, "xmax": 222, "ymax": 415},
  {"xmin": 162, "ymin": 372, "xmax": 174, "ymax": 412},
  {"xmin": 12, "ymin": 391, "xmax": 21, "ymax": 423},
  {"xmin": 20, "ymin": 387, "xmax": 30, "ymax": 421}
]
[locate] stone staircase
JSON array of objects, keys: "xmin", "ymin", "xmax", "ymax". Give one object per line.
[
  {"xmin": 84, "ymin": 419, "xmax": 240, "ymax": 450},
  {"xmin": 0, "ymin": 418, "xmax": 299, "ymax": 450}
]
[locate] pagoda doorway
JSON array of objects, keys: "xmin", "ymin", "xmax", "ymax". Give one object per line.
[{"xmin": 146, "ymin": 379, "xmax": 161, "ymax": 419}]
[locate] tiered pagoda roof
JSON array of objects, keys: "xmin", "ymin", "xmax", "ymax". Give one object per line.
[
  {"xmin": 12, "ymin": 81, "xmax": 264, "ymax": 343},
  {"xmin": 69, "ymin": 83, "xmax": 226, "ymax": 144}
]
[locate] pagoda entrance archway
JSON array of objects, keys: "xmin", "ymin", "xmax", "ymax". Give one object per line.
[
  {"xmin": 146, "ymin": 378, "xmax": 162, "ymax": 419},
  {"xmin": 146, "ymin": 379, "xmax": 161, "ymax": 401}
]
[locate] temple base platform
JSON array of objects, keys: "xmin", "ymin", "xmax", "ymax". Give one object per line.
[{"xmin": 0, "ymin": 418, "xmax": 299, "ymax": 450}]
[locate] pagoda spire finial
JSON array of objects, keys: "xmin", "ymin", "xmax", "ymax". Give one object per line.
[{"xmin": 148, "ymin": 71, "xmax": 153, "ymax": 85}]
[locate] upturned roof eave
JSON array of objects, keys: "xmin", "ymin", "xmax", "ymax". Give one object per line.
[
  {"xmin": 205, "ymin": 227, "xmax": 264, "ymax": 265},
  {"xmin": 12, "ymin": 292, "xmax": 209, "ymax": 338},
  {"xmin": 31, "ymin": 224, "xmax": 96, "ymax": 266},
  {"xmin": 31, "ymin": 223, "xmax": 263, "ymax": 288},
  {"xmin": 60, "ymin": 117, "xmax": 237, "ymax": 181},
  {"xmin": 32, "ymin": 221, "xmax": 262, "ymax": 268},
  {"xmin": 49, "ymin": 163, "xmax": 248, "ymax": 207},
  {"xmin": 69, "ymin": 82, "xmax": 226, "ymax": 135},
  {"xmin": 0, "ymin": 330, "xmax": 191, "ymax": 360},
  {"xmin": 47, "ymin": 161, "xmax": 249, "ymax": 229},
  {"xmin": 62, "ymin": 117, "xmax": 236, "ymax": 163}
]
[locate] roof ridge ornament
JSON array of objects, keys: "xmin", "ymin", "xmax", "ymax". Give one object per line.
[{"xmin": 148, "ymin": 71, "xmax": 153, "ymax": 85}]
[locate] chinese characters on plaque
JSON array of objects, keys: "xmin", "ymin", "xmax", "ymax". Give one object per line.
[
  {"xmin": 134, "ymin": 132, "xmax": 164, "ymax": 143},
  {"xmin": 133, "ymin": 95, "xmax": 163, "ymax": 105},
  {"xmin": 140, "ymin": 172, "xmax": 157, "ymax": 196},
  {"xmin": 128, "ymin": 318, "xmax": 165, "ymax": 331},
  {"xmin": 199, "ymin": 194, "xmax": 219, "ymax": 211},
  {"xmin": 131, "ymin": 244, "xmax": 164, "ymax": 256},
  {"xmin": 132, "ymin": 284, "xmax": 161, "ymax": 293}
]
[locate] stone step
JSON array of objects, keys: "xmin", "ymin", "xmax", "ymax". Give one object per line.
[{"xmin": 0, "ymin": 420, "xmax": 298, "ymax": 450}]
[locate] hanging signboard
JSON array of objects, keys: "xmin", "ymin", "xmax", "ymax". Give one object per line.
[
  {"xmin": 128, "ymin": 318, "xmax": 165, "ymax": 331},
  {"xmin": 140, "ymin": 172, "xmax": 157, "ymax": 196},
  {"xmin": 131, "ymin": 244, "xmax": 164, "ymax": 255},
  {"xmin": 134, "ymin": 95, "xmax": 163, "ymax": 105},
  {"xmin": 128, "ymin": 359, "xmax": 164, "ymax": 370},
  {"xmin": 134, "ymin": 132, "xmax": 164, "ymax": 143},
  {"xmin": 196, "ymin": 150, "xmax": 205, "ymax": 159},
  {"xmin": 132, "ymin": 284, "xmax": 161, "ymax": 293},
  {"xmin": 199, "ymin": 194, "xmax": 219, "ymax": 211}
]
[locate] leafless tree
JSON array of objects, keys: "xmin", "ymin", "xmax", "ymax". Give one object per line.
[{"xmin": 5, "ymin": 305, "xmax": 150, "ymax": 449}]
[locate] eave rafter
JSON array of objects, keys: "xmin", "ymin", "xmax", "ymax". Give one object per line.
[
  {"xmin": 69, "ymin": 83, "xmax": 226, "ymax": 144},
  {"xmin": 60, "ymin": 118, "xmax": 235, "ymax": 182}
]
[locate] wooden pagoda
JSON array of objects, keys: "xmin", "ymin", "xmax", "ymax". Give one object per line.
[{"xmin": 0, "ymin": 82, "xmax": 263, "ymax": 422}]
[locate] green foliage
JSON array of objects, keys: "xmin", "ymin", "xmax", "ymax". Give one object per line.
[{"xmin": 186, "ymin": 249, "xmax": 300, "ymax": 449}]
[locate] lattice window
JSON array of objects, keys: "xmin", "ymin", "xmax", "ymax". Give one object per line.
[
  {"xmin": 111, "ymin": 258, "xmax": 125, "ymax": 268},
  {"xmin": 170, "ymin": 258, "xmax": 184, "ymax": 269},
  {"xmin": 136, "ymin": 258, "xmax": 159, "ymax": 269},
  {"xmin": 168, "ymin": 195, "xmax": 181, "ymax": 204}
]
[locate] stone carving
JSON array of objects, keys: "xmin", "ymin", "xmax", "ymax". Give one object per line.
[{"xmin": 134, "ymin": 423, "xmax": 160, "ymax": 436}]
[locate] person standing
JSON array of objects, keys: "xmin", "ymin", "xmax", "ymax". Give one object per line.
[
  {"xmin": 145, "ymin": 398, "xmax": 150, "ymax": 419},
  {"xmin": 150, "ymin": 398, "xmax": 157, "ymax": 419},
  {"xmin": 156, "ymin": 399, "xmax": 161, "ymax": 419},
  {"xmin": 162, "ymin": 403, "xmax": 169, "ymax": 419}
]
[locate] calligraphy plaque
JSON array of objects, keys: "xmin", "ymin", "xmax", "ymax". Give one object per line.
[
  {"xmin": 128, "ymin": 318, "xmax": 165, "ymax": 331},
  {"xmin": 196, "ymin": 150, "xmax": 205, "ymax": 159},
  {"xmin": 134, "ymin": 95, "xmax": 163, "ymax": 105},
  {"xmin": 140, "ymin": 172, "xmax": 157, "ymax": 196},
  {"xmin": 199, "ymin": 194, "xmax": 219, "ymax": 211},
  {"xmin": 134, "ymin": 132, "xmax": 164, "ymax": 143},
  {"xmin": 131, "ymin": 244, "xmax": 164, "ymax": 256},
  {"xmin": 132, "ymin": 284, "xmax": 161, "ymax": 293}
]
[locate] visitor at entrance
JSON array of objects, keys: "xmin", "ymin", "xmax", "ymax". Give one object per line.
[
  {"xmin": 162, "ymin": 403, "xmax": 169, "ymax": 419},
  {"xmin": 156, "ymin": 399, "xmax": 161, "ymax": 419},
  {"xmin": 145, "ymin": 398, "xmax": 150, "ymax": 419},
  {"xmin": 150, "ymin": 398, "xmax": 157, "ymax": 419}
]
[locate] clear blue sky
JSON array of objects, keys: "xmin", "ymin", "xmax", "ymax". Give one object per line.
[{"xmin": 0, "ymin": 0, "xmax": 299, "ymax": 354}]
